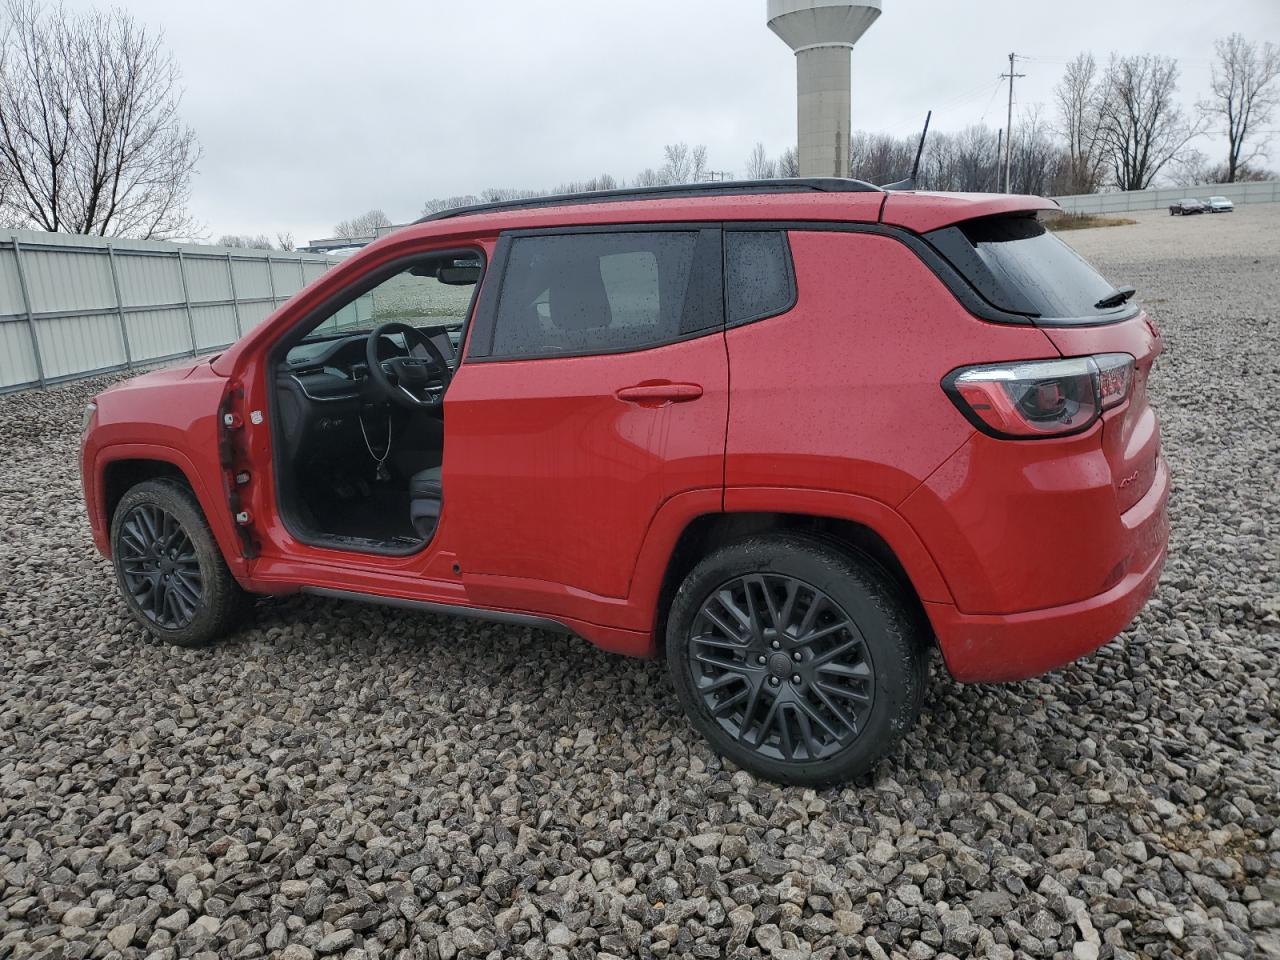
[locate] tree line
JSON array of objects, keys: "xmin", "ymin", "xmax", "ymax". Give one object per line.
[{"xmin": 419, "ymin": 36, "xmax": 1278, "ymax": 215}]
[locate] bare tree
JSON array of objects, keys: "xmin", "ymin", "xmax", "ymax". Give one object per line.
[
  {"xmin": 1097, "ymin": 54, "xmax": 1205, "ymax": 191},
  {"xmin": 333, "ymin": 208, "xmax": 391, "ymax": 239},
  {"xmin": 1055, "ymin": 53, "xmax": 1107, "ymax": 194},
  {"xmin": 216, "ymin": 233, "xmax": 272, "ymax": 249},
  {"xmin": 775, "ymin": 146, "xmax": 799, "ymax": 178},
  {"xmin": 420, "ymin": 195, "xmax": 480, "ymax": 216},
  {"xmin": 275, "ymin": 230, "xmax": 294, "ymax": 252},
  {"xmin": 554, "ymin": 173, "xmax": 617, "ymax": 193},
  {"xmin": 659, "ymin": 143, "xmax": 708, "ymax": 184},
  {"xmin": 744, "ymin": 142, "xmax": 776, "ymax": 180},
  {"xmin": 480, "ymin": 187, "xmax": 544, "ymax": 203},
  {"xmin": 0, "ymin": 0, "xmax": 200, "ymax": 238},
  {"xmin": 850, "ymin": 131, "xmax": 914, "ymax": 185},
  {"xmin": 1007, "ymin": 108, "xmax": 1069, "ymax": 196},
  {"xmin": 1201, "ymin": 33, "xmax": 1280, "ymax": 182}
]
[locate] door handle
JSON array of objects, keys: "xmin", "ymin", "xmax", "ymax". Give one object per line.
[{"xmin": 616, "ymin": 382, "xmax": 703, "ymax": 404}]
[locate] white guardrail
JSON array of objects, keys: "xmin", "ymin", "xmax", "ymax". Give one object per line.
[
  {"xmin": 0, "ymin": 231, "xmax": 337, "ymax": 393},
  {"xmin": 1053, "ymin": 179, "xmax": 1280, "ymax": 215}
]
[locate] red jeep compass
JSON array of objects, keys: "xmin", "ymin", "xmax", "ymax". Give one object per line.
[{"xmin": 80, "ymin": 179, "xmax": 1168, "ymax": 785}]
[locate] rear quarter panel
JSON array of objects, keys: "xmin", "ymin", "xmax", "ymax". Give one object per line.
[{"xmin": 724, "ymin": 230, "xmax": 1060, "ymax": 507}]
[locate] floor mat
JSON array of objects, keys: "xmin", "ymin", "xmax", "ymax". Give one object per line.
[{"xmin": 307, "ymin": 486, "xmax": 417, "ymax": 542}]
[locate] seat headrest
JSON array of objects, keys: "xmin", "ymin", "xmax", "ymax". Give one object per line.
[{"xmin": 546, "ymin": 254, "xmax": 612, "ymax": 332}]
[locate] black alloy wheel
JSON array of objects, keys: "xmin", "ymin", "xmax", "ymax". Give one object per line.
[
  {"xmin": 689, "ymin": 573, "xmax": 876, "ymax": 762},
  {"xmin": 666, "ymin": 534, "xmax": 929, "ymax": 786},
  {"xmin": 116, "ymin": 503, "xmax": 204, "ymax": 628},
  {"xmin": 110, "ymin": 479, "xmax": 250, "ymax": 646}
]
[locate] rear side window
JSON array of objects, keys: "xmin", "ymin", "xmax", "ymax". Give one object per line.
[
  {"xmin": 490, "ymin": 230, "xmax": 720, "ymax": 358},
  {"xmin": 927, "ymin": 215, "xmax": 1130, "ymax": 322},
  {"xmin": 725, "ymin": 231, "xmax": 795, "ymax": 324}
]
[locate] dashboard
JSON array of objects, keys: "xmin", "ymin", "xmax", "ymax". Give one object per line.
[{"xmin": 280, "ymin": 329, "xmax": 458, "ymax": 403}]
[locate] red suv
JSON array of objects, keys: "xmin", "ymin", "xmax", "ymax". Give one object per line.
[{"xmin": 80, "ymin": 180, "xmax": 1168, "ymax": 785}]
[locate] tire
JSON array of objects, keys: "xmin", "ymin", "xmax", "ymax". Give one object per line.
[
  {"xmin": 110, "ymin": 479, "xmax": 250, "ymax": 647},
  {"xmin": 665, "ymin": 534, "xmax": 929, "ymax": 787}
]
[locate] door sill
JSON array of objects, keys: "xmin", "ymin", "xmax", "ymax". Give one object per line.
[{"xmin": 301, "ymin": 586, "xmax": 573, "ymax": 635}]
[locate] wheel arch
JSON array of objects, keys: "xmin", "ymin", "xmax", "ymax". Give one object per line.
[
  {"xmin": 92, "ymin": 444, "xmax": 244, "ymax": 576},
  {"xmin": 642, "ymin": 490, "xmax": 955, "ymax": 649}
]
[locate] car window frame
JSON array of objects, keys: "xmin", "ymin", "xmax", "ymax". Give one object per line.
[{"xmin": 465, "ymin": 223, "xmax": 725, "ymax": 363}]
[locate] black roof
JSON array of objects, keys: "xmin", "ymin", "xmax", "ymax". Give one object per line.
[{"xmin": 414, "ymin": 177, "xmax": 883, "ymax": 224}]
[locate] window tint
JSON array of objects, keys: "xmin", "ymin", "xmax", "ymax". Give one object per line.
[
  {"xmin": 491, "ymin": 231, "xmax": 710, "ymax": 358},
  {"xmin": 952, "ymin": 216, "xmax": 1124, "ymax": 320},
  {"xmin": 725, "ymin": 231, "xmax": 794, "ymax": 324}
]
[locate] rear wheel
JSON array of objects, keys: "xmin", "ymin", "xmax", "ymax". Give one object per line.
[
  {"xmin": 110, "ymin": 479, "xmax": 249, "ymax": 646},
  {"xmin": 666, "ymin": 534, "xmax": 928, "ymax": 786}
]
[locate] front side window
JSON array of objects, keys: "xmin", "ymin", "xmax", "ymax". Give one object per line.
[{"xmin": 490, "ymin": 230, "xmax": 717, "ymax": 358}]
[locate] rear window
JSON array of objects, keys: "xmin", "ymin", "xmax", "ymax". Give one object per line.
[{"xmin": 927, "ymin": 215, "xmax": 1131, "ymax": 322}]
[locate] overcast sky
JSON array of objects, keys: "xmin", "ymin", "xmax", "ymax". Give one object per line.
[{"xmin": 67, "ymin": 0, "xmax": 1280, "ymax": 243}]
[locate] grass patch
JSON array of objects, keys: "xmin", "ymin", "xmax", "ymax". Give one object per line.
[{"xmin": 1045, "ymin": 213, "xmax": 1138, "ymax": 231}]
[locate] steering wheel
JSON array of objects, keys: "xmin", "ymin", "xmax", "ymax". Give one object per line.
[{"xmin": 365, "ymin": 322, "xmax": 453, "ymax": 411}]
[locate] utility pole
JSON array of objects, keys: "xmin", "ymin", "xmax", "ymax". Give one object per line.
[
  {"xmin": 1001, "ymin": 52, "xmax": 1025, "ymax": 193},
  {"xmin": 995, "ymin": 128, "xmax": 1003, "ymax": 192}
]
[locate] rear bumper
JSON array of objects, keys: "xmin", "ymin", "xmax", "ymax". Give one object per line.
[{"xmin": 927, "ymin": 455, "xmax": 1169, "ymax": 682}]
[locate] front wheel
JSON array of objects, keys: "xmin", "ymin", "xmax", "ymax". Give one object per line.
[
  {"xmin": 665, "ymin": 534, "xmax": 929, "ymax": 786},
  {"xmin": 110, "ymin": 479, "xmax": 250, "ymax": 646}
]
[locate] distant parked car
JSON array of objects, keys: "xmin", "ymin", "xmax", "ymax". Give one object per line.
[
  {"xmin": 1169, "ymin": 198, "xmax": 1206, "ymax": 215},
  {"xmin": 1205, "ymin": 196, "xmax": 1234, "ymax": 213}
]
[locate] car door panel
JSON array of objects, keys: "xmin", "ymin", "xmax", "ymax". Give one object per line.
[{"xmin": 442, "ymin": 334, "xmax": 728, "ymax": 600}]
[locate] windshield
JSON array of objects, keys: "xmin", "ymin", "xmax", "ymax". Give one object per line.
[{"xmin": 301, "ymin": 258, "xmax": 480, "ymax": 344}]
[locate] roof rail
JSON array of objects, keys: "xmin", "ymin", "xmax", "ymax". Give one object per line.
[{"xmin": 414, "ymin": 177, "xmax": 883, "ymax": 224}]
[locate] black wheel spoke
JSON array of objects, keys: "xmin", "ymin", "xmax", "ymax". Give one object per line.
[
  {"xmin": 700, "ymin": 606, "xmax": 743, "ymax": 642},
  {"xmin": 817, "ymin": 680, "xmax": 872, "ymax": 704},
  {"xmin": 742, "ymin": 579, "xmax": 766, "ymax": 642},
  {"xmin": 755, "ymin": 693, "xmax": 784, "ymax": 749},
  {"xmin": 689, "ymin": 572, "xmax": 876, "ymax": 764},
  {"xmin": 710, "ymin": 685, "xmax": 750, "ymax": 717},
  {"xmin": 737, "ymin": 682, "xmax": 764, "ymax": 743},
  {"xmin": 794, "ymin": 618, "xmax": 854, "ymax": 647},
  {"xmin": 816, "ymin": 657, "xmax": 871, "ymax": 679},
  {"xmin": 693, "ymin": 652, "xmax": 752, "ymax": 676},
  {"xmin": 692, "ymin": 632, "xmax": 748, "ymax": 652},
  {"xmin": 776, "ymin": 703, "xmax": 796, "ymax": 759},
  {"xmin": 792, "ymin": 701, "xmax": 827, "ymax": 759},
  {"xmin": 755, "ymin": 575, "xmax": 783, "ymax": 630},
  {"xmin": 812, "ymin": 684, "xmax": 860, "ymax": 733}
]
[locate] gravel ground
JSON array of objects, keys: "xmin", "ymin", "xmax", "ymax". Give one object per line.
[{"xmin": 1, "ymin": 204, "xmax": 1277, "ymax": 960}]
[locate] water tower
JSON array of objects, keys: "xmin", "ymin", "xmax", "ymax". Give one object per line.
[{"xmin": 767, "ymin": 0, "xmax": 881, "ymax": 178}]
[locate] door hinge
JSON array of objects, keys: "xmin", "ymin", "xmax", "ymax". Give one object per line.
[{"xmin": 218, "ymin": 383, "xmax": 260, "ymax": 560}]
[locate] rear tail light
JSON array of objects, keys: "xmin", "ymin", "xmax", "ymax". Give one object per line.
[{"xmin": 943, "ymin": 353, "xmax": 1134, "ymax": 439}]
